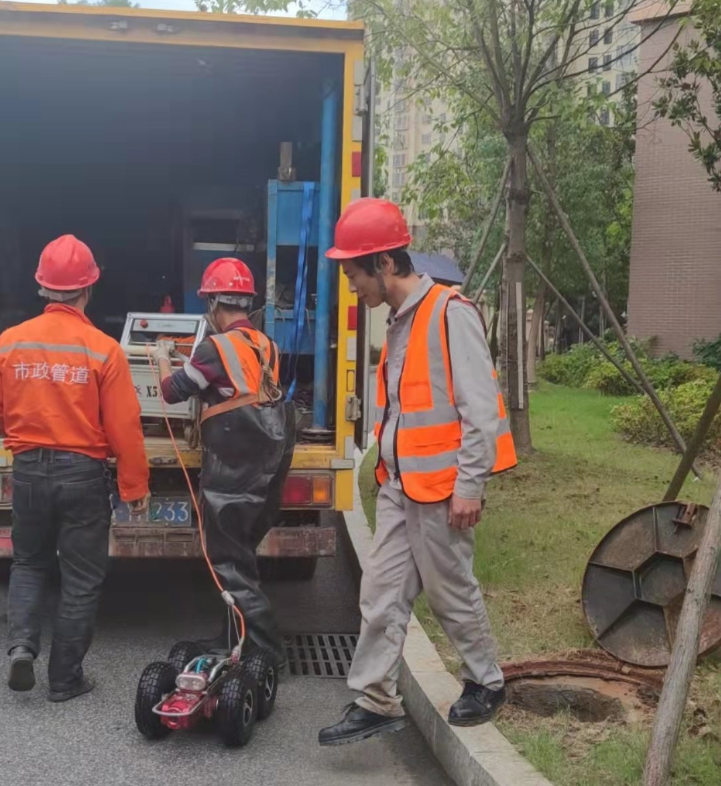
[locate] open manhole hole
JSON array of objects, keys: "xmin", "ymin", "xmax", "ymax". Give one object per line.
[
  {"xmin": 502, "ymin": 651, "xmax": 662, "ymax": 723},
  {"xmin": 284, "ymin": 633, "xmax": 357, "ymax": 678},
  {"xmin": 506, "ymin": 676, "xmax": 658, "ymax": 723}
]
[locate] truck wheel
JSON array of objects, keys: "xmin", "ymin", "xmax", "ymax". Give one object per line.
[
  {"xmin": 135, "ymin": 662, "xmax": 178, "ymax": 740},
  {"xmin": 216, "ymin": 667, "xmax": 258, "ymax": 747},
  {"xmin": 243, "ymin": 648, "xmax": 278, "ymax": 720},
  {"xmin": 168, "ymin": 641, "xmax": 204, "ymax": 673},
  {"xmin": 259, "ymin": 557, "xmax": 318, "ymax": 582}
]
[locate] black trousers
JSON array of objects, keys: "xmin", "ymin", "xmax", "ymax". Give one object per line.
[{"xmin": 7, "ymin": 449, "xmax": 111, "ymax": 692}]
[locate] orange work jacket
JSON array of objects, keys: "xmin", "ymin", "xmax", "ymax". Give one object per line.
[
  {"xmin": 374, "ymin": 284, "xmax": 517, "ymax": 503},
  {"xmin": 0, "ymin": 305, "xmax": 149, "ymax": 502}
]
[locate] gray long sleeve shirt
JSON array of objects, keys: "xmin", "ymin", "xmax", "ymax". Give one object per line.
[{"xmin": 378, "ymin": 275, "xmax": 499, "ymax": 500}]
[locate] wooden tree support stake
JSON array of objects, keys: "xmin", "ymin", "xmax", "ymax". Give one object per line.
[
  {"xmin": 528, "ymin": 146, "xmax": 702, "ymax": 479},
  {"xmin": 473, "ymin": 243, "xmax": 506, "ymax": 304},
  {"xmin": 664, "ymin": 374, "xmax": 721, "ymax": 501},
  {"xmin": 461, "ymin": 157, "xmax": 511, "ymax": 295},
  {"xmin": 526, "ymin": 256, "xmax": 645, "ymax": 395},
  {"xmin": 644, "ymin": 474, "xmax": 721, "ymax": 786}
]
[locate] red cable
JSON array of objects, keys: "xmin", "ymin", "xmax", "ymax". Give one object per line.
[{"xmin": 146, "ymin": 347, "xmax": 246, "ymax": 646}]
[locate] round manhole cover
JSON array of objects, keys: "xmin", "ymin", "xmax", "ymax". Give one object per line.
[{"xmin": 582, "ymin": 502, "xmax": 721, "ymax": 667}]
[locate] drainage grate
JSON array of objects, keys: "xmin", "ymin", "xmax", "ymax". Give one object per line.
[{"xmin": 284, "ymin": 633, "xmax": 358, "ymax": 678}]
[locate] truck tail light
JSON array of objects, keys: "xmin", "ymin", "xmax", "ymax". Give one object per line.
[
  {"xmin": 281, "ymin": 474, "xmax": 333, "ymax": 507},
  {"xmin": 0, "ymin": 474, "xmax": 12, "ymax": 505}
]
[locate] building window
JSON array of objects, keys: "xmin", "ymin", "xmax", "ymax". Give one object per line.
[
  {"xmin": 602, "ymin": 80, "xmax": 611, "ymax": 96},
  {"xmin": 423, "ymin": 113, "xmax": 433, "ymax": 124},
  {"xmin": 587, "ymin": 83, "xmax": 596, "ymax": 97},
  {"xmin": 588, "ymin": 57, "xmax": 599, "ymax": 73},
  {"xmin": 604, "ymin": 0, "xmax": 613, "ymax": 16},
  {"xmin": 392, "ymin": 169, "xmax": 406, "ymax": 188},
  {"xmin": 615, "ymin": 72, "xmax": 632, "ymax": 90},
  {"xmin": 439, "ymin": 112, "xmax": 447, "ymax": 123},
  {"xmin": 590, "ymin": 29, "xmax": 600, "ymax": 46},
  {"xmin": 590, "ymin": 1, "xmax": 600, "ymax": 19},
  {"xmin": 616, "ymin": 43, "xmax": 635, "ymax": 68},
  {"xmin": 603, "ymin": 54, "xmax": 612, "ymax": 71},
  {"xmin": 394, "ymin": 114, "xmax": 409, "ymax": 130},
  {"xmin": 604, "ymin": 28, "xmax": 613, "ymax": 45},
  {"xmin": 392, "ymin": 153, "xmax": 406, "ymax": 168},
  {"xmin": 395, "ymin": 99, "xmax": 407, "ymax": 113},
  {"xmin": 599, "ymin": 107, "xmax": 610, "ymax": 126},
  {"xmin": 421, "ymin": 132, "xmax": 432, "ymax": 146},
  {"xmin": 394, "ymin": 133, "xmax": 406, "ymax": 149}
]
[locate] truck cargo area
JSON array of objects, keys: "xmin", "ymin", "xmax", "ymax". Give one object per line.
[{"xmin": 0, "ymin": 36, "xmax": 345, "ymax": 438}]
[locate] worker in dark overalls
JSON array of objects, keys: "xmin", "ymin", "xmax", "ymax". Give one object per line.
[{"xmin": 153, "ymin": 258, "xmax": 294, "ymax": 664}]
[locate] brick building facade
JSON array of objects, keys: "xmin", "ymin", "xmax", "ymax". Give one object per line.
[{"xmin": 627, "ymin": 4, "xmax": 721, "ymax": 358}]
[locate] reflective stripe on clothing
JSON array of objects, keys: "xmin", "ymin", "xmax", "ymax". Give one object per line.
[
  {"xmin": 0, "ymin": 342, "xmax": 109, "ymax": 363},
  {"xmin": 374, "ymin": 283, "xmax": 517, "ymax": 503},
  {"xmin": 209, "ymin": 327, "xmax": 279, "ymax": 402},
  {"xmin": 0, "ymin": 304, "xmax": 148, "ymax": 502}
]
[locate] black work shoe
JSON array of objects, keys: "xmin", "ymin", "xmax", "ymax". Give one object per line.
[
  {"xmin": 8, "ymin": 647, "xmax": 35, "ymax": 692},
  {"xmin": 319, "ymin": 703, "xmax": 407, "ymax": 747},
  {"xmin": 48, "ymin": 677, "xmax": 95, "ymax": 703},
  {"xmin": 448, "ymin": 682, "xmax": 506, "ymax": 727}
]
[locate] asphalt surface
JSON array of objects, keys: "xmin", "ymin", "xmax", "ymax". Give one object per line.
[{"xmin": 0, "ymin": 515, "xmax": 453, "ymax": 786}]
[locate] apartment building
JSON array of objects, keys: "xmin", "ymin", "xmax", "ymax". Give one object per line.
[{"xmin": 578, "ymin": 0, "xmax": 640, "ymax": 123}]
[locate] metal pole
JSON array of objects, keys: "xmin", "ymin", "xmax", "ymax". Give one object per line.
[
  {"xmin": 664, "ymin": 374, "xmax": 721, "ymax": 501},
  {"xmin": 313, "ymin": 80, "xmax": 339, "ymax": 429}
]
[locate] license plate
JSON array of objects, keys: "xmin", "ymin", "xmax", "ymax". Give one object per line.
[{"xmin": 112, "ymin": 496, "xmax": 193, "ymax": 525}]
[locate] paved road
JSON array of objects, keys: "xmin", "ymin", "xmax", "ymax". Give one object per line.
[{"xmin": 0, "ymin": 516, "xmax": 453, "ymax": 786}]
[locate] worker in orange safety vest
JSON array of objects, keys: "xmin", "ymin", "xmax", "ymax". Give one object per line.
[
  {"xmin": 0, "ymin": 235, "xmax": 149, "ymax": 701},
  {"xmin": 319, "ymin": 199, "xmax": 517, "ymax": 747},
  {"xmin": 153, "ymin": 258, "xmax": 294, "ymax": 668}
]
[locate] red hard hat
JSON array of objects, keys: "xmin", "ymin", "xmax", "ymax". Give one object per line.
[
  {"xmin": 326, "ymin": 198, "xmax": 412, "ymax": 260},
  {"xmin": 35, "ymin": 235, "xmax": 100, "ymax": 291},
  {"xmin": 198, "ymin": 257, "xmax": 256, "ymax": 296}
]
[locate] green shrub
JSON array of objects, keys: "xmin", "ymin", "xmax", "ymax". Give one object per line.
[
  {"xmin": 538, "ymin": 344, "xmax": 598, "ymax": 387},
  {"xmin": 694, "ymin": 335, "xmax": 721, "ymax": 371},
  {"xmin": 612, "ymin": 378, "xmax": 721, "ymax": 455},
  {"xmin": 584, "ymin": 360, "xmax": 638, "ymax": 396}
]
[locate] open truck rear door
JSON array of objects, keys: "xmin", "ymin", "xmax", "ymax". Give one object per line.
[{"xmin": 355, "ymin": 59, "xmax": 376, "ymax": 452}]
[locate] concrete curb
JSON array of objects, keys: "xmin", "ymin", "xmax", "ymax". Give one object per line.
[{"xmin": 343, "ymin": 445, "xmax": 554, "ymax": 786}]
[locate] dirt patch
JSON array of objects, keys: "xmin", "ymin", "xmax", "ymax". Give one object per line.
[{"xmin": 506, "ymin": 676, "xmax": 657, "ymax": 723}]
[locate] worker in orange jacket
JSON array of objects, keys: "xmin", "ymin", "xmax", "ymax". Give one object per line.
[
  {"xmin": 0, "ymin": 235, "xmax": 149, "ymax": 702},
  {"xmin": 319, "ymin": 200, "xmax": 517, "ymax": 746}
]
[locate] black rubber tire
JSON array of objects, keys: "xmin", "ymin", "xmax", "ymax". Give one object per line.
[
  {"xmin": 135, "ymin": 661, "xmax": 178, "ymax": 740},
  {"xmin": 243, "ymin": 648, "xmax": 279, "ymax": 721},
  {"xmin": 215, "ymin": 667, "xmax": 258, "ymax": 747},
  {"xmin": 258, "ymin": 557, "xmax": 318, "ymax": 582},
  {"xmin": 167, "ymin": 641, "xmax": 204, "ymax": 673}
]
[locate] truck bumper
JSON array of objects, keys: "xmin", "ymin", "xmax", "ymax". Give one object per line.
[{"xmin": 0, "ymin": 525, "xmax": 336, "ymax": 560}]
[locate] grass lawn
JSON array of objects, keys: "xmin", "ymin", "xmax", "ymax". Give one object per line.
[{"xmin": 358, "ymin": 383, "xmax": 721, "ymax": 786}]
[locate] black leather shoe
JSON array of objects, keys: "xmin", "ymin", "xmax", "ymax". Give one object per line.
[
  {"xmin": 8, "ymin": 646, "xmax": 35, "ymax": 692},
  {"xmin": 448, "ymin": 682, "xmax": 506, "ymax": 726},
  {"xmin": 319, "ymin": 703, "xmax": 407, "ymax": 746},
  {"xmin": 48, "ymin": 677, "xmax": 95, "ymax": 703}
]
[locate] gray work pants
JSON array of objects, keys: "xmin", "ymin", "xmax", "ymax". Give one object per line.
[{"xmin": 348, "ymin": 481, "xmax": 504, "ymax": 718}]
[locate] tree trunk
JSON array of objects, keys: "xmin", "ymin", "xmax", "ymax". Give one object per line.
[
  {"xmin": 578, "ymin": 296, "xmax": 586, "ymax": 344},
  {"xmin": 500, "ymin": 130, "xmax": 532, "ymax": 454},
  {"xmin": 527, "ymin": 282, "xmax": 545, "ymax": 387},
  {"xmin": 644, "ymin": 478, "xmax": 721, "ymax": 786}
]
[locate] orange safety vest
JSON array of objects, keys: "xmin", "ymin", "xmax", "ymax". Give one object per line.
[
  {"xmin": 209, "ymin": 327, "xmax": 280, "ymax": 404},
  {"xmin": 374, "ymin": 284, "xmax": 517, "ymax": 503}
]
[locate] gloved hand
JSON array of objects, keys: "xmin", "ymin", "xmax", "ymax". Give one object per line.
[
  {"xmin": 128, "ymin": 493, "xmax": 150, "ymax": 515},
  {"xmin": 150, "ymin": 340, "xmax": 174, "ymax": 364}
]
